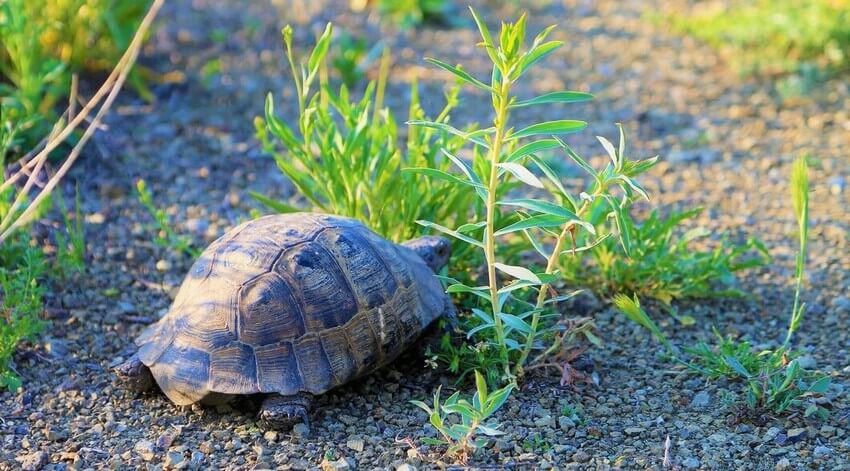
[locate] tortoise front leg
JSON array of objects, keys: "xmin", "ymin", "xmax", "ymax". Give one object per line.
[{"xmin": 258, "ymin": 393, "xmax": 312, "ymax": 432}]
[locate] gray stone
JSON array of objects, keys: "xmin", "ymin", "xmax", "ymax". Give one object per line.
[
  {"xmin": 346, "ymin": 438, "xmax": 365, "ymax": 452},
  {"xmin": 16, "ymin": 451, "xmax": 48, "ymax": 471},
  {"xmin": 164, "ymin": 451, "xmax": 184, "ymax": 468},
  {"xmin": 134, "ymin": 440, "xmax": 156, "ymax": 461},
  {"xmin": 774, "ymin": 458, "xmax": 792, "ymax": 471},
  {"xmin": 321, "ymin": 458, "xmax": 351, "ymax": 471},
  {"xmin": 797, "ymin": 355, "xmax": 817, "ymax": 370},
  {"xmin": 624, "ymin": 427, "xmax": 645, "ymax": 436},
  {"xmin": 763, "ymin": 427, "xmax": 781, "ymax": 442},
  {"xmin": 690, "ymin": 391, "xmax": 711, "ymax": 408},
  {"xmin": 828, "ymin": 176, "xmax": 846, "ymax": 195},
  {"xmin": 396, "ymin": 465, "xmax": 417, "ymax": 471},
  {"xmin": 559, "ymin": 416, "xmax": 576, "ymax": 430},
  {"xmin": 786, "ymin": 428, "xmax": 807, "ymax": 443},
  {"xmin": 571, "ymin": 450, "xmax": 590, "ymax": 463},
  {"xmin": 293, "ymin": 423, "xmax": 310, "ymax": 439},
  {"xmin": 190, "ymin": 451, "xmax": 205, "ymax": 464},
  {"xmin": 813, "ymin": 446, "xmax": 832, "ymax": 457},
  {"xmin": 831, "ymin": 297, "xmax": 850, "ymax": 315},
  {"xmin": 682, "ymin": 457, "xmax": 700, "ymax": 469}
]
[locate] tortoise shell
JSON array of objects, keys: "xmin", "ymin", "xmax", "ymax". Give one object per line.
[{"xmin": 134, "ymin": 213, "xmax": 447, "ymax": 405}]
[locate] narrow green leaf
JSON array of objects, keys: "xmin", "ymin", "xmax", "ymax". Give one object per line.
[
  {"xmin": 474, "ymin": 370, "xmax": 488, "ymax": 406},
  {"xmin": 264, "ymin": 94, "xmax": 300, "ymax": 149},
  {"xmin": 507, "ymin": 139, "xmax": 561, "ymax": 163},
  {"xmin": 425, "ymin": 58, "xmax": 492, "ymax": 92},
  {"xmin": 500, "ymin": 313, "xmax": 533, "ymax": 334},
  {"xmin": 249, "ymin": 191, "xmax": 299, "ymax": 214},
  {"xmin": 308, "ymin": 23, "xmax": 333, "ymax": 73},
  {"xmin": 403, "ymin": 167, "xmax": 487, "ymax": 190},
  {"xmin": 612, "ymin": 294, "xmax": 672, "ymax": 351},
  {"xmin": 597, "ymin": 135, "xmax": 619, "ymax": 170},
  {"xmin": 509, "ymin": 120, "xmax": 587, "ymax": 140},
  {"xmin": 516, "ymin": 40, "xmax": 562, "ymax": 78},
  {"xmin": 510, "ymin": 91, "xmax": 594, "ymax": 108},
  {"xmin": 560, "ymin": 234, "xmax": 612, "ymax": 255},
  {"xmin": 603, "ymin": 194, "xmax": 633, "ymax": 257},
  {"xmin": 722, "ymin": 355, "xmax": 751, "ymax": 378},
  {"xmin": 807, "ymin": 376, "xmax": 831, "ymax": 394},
  {"xmin": 469, "ymin": 6, "xmax": 501, "ymax": 66},
  {"xmin": 494, "ymin": 214, "xmax": 567, "ymax": 236},
  {"xmin": 407, "ymin": 120, "xmax": 491, "ymax": 148},
  {"xmin": 447, "ymin": 283, "xmax": 492, "ymax": 302},
  {"xmin": 498, "ymin": 198, "xmax": 579, "ymax": 219},
  {"xmin": 494, "ymin": 263, "xmax": 543, "ymax": 283},
  {"xmin": 555, "ymin": 137, "xmax": 598, "ymax": 179},
  {"xmin": 498, "ymin": 162, "xmax": 544, "ymax": 188},
  {"xmin": 416, "ymin": 220, "xmax": 484, "ymax": 248}
]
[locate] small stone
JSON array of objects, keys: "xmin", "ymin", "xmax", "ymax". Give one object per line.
[
  {"xmin": 690, "ymin": 390, "xmax": 710, "ymax": 408},
  {"xmin": 831, "ymin": 297, "xmax": 850, "ymax": 315},
  {"xmin": 624, "ymin": 427, "xmax": 644, "ymax": 436},
  {"xmin": 190, "ymin": 451, "xmax": 204, "ymax": 463},
  {"xmin": 134, "ymin": 440, "xmax": 156, "ymax": 461},
  {"xmin": 320, "ymin": 458, "xmax": 351, "ymax": 471},
  {"xmin": 156, "ymin": 259, "xmax": 171, "ymax": 272},
  {"xmin": 775, "ymin": 458, "xmax": 792, "ymax": 471},
  {"xmin": 558, "ymin": 416, "xmax": 576, "ymax": 430},
  {"xmin": 571, "ymin": 450, "xmax": 590, "ymax": 463},
  {"xmin": 293, "ymin": 423, "xmax": 310, "ymax": 439},
  {"xmin": 396, "ymin": 464, "xmax": 417, "ymax": 471},
  {"xmin": 819, "ymin": 425, "xmax": 836, "ymax": 437},
  {"xmin": 16, "ymin": 451, "xmax": 48, "ymax": 471},
  {"xmin": 763, "ymin": 427, "xmax": 781, "ymax": 442},
  {"xmin": 118, "ymin": 301, "xmax": 137, "ymax": 314},
  {"xmin": 797, "ymin": 355, "xmax": 817, "ymax": 370},
  {"xmin": 534, "ymin": 415, "xmax": 554, "ymax": 427},
  {"xmin": 164, "ymin": 451, "xmax": 184, "ymax": 468},
  {"xmin": 45, "ymin": 426, "xmax": 68, "ymax": 441},
  {"xmin": 346, "ymin": 438, "xmax": 364, "ymax": 452},
  {"xmin": 813, "ymin": 446, "xmax": 831, "ymax": 457},
  {"xmin": 828, "ymin": 176, "xmax": 846, "ymax": 195},
  {"xmin": 263, "ymin": 431, "xmax": 278, "ymax": 442},
  {"xmin": 198, "ymin": 441, "xmax": 215, "ymax": 454},
  {"xmin": 786, "ymin": 428, "xmax": 808, "ymax": 443},
  {"xmin": 682, "ymin": 457, "xmax": 700, "ymax": 469}
]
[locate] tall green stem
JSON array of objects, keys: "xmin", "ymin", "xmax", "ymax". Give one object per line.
[{"xmin": 485, "ymin": 78, "xmax": 513, "ymax": 380}]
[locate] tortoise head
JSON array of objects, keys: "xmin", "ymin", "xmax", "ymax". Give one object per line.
[{"xmin": 402, "ymin": 236, "xmax": 451, "ymax": 273}]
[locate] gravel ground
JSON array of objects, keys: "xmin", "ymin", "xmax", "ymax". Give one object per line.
[{"xmin": 3, "ymin": 0, "xmax": 849, "ymax": 469}]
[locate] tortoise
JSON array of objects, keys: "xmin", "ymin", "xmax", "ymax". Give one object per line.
[{"xmin": 114, "ymin": 213, "xmax": 454, "ymax": 431}]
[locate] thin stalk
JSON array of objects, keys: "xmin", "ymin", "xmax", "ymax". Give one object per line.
[
  {"xmin": 516, "ymin": 186, "xmax": 605, "ymax": 375},
  {"xmin": 484, "ymin": 78, "xmax": 513, "ymax": 380}
]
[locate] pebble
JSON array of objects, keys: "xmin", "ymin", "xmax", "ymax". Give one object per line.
[
  {"xmin": 346, "ymin": 438, "xmax": 365, "ymax": 452},
  {"xmin": 191, "ymin": 451, "xmax": 205, "ymax": 464},
  {"xmin": 813, "ymin": 446, "xmax": 832, "ymax": 458},
  {"xmin": 293, "ymin": 423, "xmax": 310, "ymax": 439},
  {"xmin": 164, "ymin": 451, "xmax": 185, "ymax": 468},
  {"xmin": 263, "ymin": 431, "xmax": 278, "ymax": 442},
  {"xmin": 559, "ymin": 416, "xmax": 575, "ymax": 430},
  {"xmin": 624, "ymin": 427, "xmax": 644, "ymax": 436},
  {"xmin": 797, "ymin": 355, "xmax": 817, "ymax": 370},
  {"xmin": 156, "ymin": 259, "xmax": 171, "ymax": 272},
  {"xmin": 571, "ymin": 450, "xmax": 590, "ymax": 463},
  {"xmin": 134, "ymin": 439, "xmax": 156, "ymax": 461},
  {"xmin": 320, "ymin": 458, "xmax": 351, "ymax": 471},
  {"xmin": 787, "ymin": 428, "xmax": 808, "ymax": 443},
  {"xmin": 831, "ymin": 297, "xmax": 850, "ymax": 314},
  {"xmin": 16, "ymin": 451, "xmax": 48, "ymax": 471},
  {"xmin": 690, "ymin": 390, "xmax": 710, "ymax": 408},
  {"xmin": 828, "ymin": 176, "xmax": 846, "ymax": 195},
  {"xmin": 775, "ymin": 458, "xmax": 792, "ymax": 471},
  {"xmin": 682, "ymin": 457, "xmax": 700, "ymax": 469},
  {"xmin": 396, "ymin": 464, "xmax": 417, "ymax": 471},
  {"xmin": 45, "ymin": 427, "xmax": 67, "ymax": 441}
]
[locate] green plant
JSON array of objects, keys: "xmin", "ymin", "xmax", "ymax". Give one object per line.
[
  {"xmin": 0, "ymin": 232, "xmax": 47, "ymax": 391},
  {"xmin": 54, "ymin": 186, "xmax": 86, "ymax": 274},
  {"xmin": 425, "ymin": 332, "xmax": 506, "ymax": 386},
  {"xmin": 0, "ymin": 0, "xmax": 150, "ymax": 159},
  {"xmin": 330, "ymin": 30, "xmax": 382, "ymax": 88},
  {"xmin": 410, "ymin": 371, "xmax": 512, "ymax": 462},
  {"xmin": 563, "ymin": 207, "xmax": 769, "ymax": 307},
  {"xmin": 256, "ymin": 23, "xmax": 479, "ymax": 246},
  {"xmin": 373, "ymin": 0, "xmax": 452, "ymax": 29},
  {"xmin": 410, "ymin": 9, "xmax": 657, "ymax": 380},
  {"xmin": 136, "ymin": 179, "xmax": 199, "ymax": 259},
  {"xmin": 662, "ymin": 0, "xmax": 850, "ymax": 75},
  {"xmin": 620, "ymin": 156, "xmax": 832, "ymax": 418}
]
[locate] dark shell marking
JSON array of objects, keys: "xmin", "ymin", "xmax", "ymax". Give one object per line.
[{"xmin": 135, "ymin": 213, "xmax": 446, "ymax": 405}]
